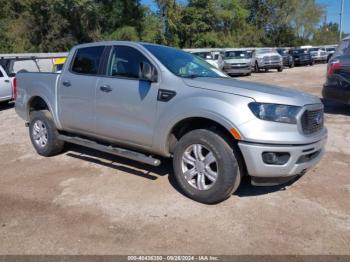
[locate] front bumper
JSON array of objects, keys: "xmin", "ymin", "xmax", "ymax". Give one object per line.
[
  {"xmin": 294, "ymin": 59, "xmax": 312, "ymax": 65},
  {"xmin": 259, "ymin": 61, "xmax": 282, "ymax": 69},
  {"xmin": 238, "ymin": 137, "xmax": 327, "ymax": 177},
  {"xmin": 224, "ymin": 67, "xmax": 251, "ymax": 75},
  {"xmin": 313, "ymin": 56, "xmax": 327, "ymax": 61}
]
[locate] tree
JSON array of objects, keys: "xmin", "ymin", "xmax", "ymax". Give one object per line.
[{"xmin": 313, "ymin": 22, "xmax": 340, "ymax": 45}]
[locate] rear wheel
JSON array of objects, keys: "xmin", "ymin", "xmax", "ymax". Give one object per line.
[
  {"xmin": 277, "ymin": 66, "xmax": 283, "ymax": 72},
  {"xmin": 173, "ymin": 129, "xmax": 241, "ymax": 204},
  {"xmin": 29, "ymin": 110, "xmax": 65, "ymax": 156}
]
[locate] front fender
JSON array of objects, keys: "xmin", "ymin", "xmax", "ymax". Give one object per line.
[{"xmin": 153, "ymin": 94, "xmax": 255, "ymax": 156}]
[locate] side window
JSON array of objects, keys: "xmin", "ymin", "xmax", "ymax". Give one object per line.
[
  {"xmin": 0, "ymin": 70, "xmax": 3, "ymax": 78},
  {"xmin": 71, "ymin": 46, "xmax": 105, "ymax": 75},
  {"xmin": 107, "ymin": 46, "xmax": 152, "ymax": 79}
]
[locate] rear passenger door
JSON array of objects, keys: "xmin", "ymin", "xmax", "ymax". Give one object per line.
[
  {"xmin": 58, "ymin": 45, "xmax": 105, "ymax": 134},
  {"xmin": 95, "ymin": 45, "xmax": 159, "ymax": 148}
]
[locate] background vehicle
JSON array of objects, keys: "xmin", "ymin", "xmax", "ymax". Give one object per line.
[
  {"xmin": 52, "ymin": 57, "xmax": 66, "ymax": 73},
  {"xmin": 253, "ymin": 48, "xmax": 283, "ymax": 72},
  {"xmin": 309, "ymin": 47, "xmax": 327, "ymax": 63},
  {"xmin": 277, "ymin": 48, "xmax": 294, "ymax": 68},
  {"xmin": 322, "ymin": 36, "xmax": 350, "ymax": 104},
  {"xmin": 15, "ymin": 41, "xmax": 327, "ymax": 204},
  {"xmin": 326, "ymin": 47, "xmax": 336, "ymax": 62},
  {"xmin": 190, "ymin": 50, "xmax": 223, "ymax": 69},
  {"xmin": 289, "ymin": 49, "xmax": 314, "ymax": 66},
  {"xmin": 0, "ymin": 65, "xmax": 15, "ymax": 104},
  {"xmin": 222, "ymin": 49, "xmax": 252, "ymax": 76}
]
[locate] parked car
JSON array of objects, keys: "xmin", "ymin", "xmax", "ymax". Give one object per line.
[
  {"xmin": 15, "ymin": 41, "xmax": 327, "ymax": 204},
  {"xmin": 325, "ymin": 47, "xmax": 336, "ymax": 62},
  {"xmin": 309, "ymin": 47, "xmax": 328, "ymax": 63},
  {"xmin": 222, "ymin": 49, "xmax": 253, "ymax": 76},
  {"xmin": 0, "ymin": 64, "xmax": 15, "ymax": 104},
  {"xmin": 276, "ymin": 48, "xmax": 294, "ymax": 68},
  {"xmin": 322, "ymin": 36, "xmax": 350, "ymax": 104},
  {"xmin": 253, "ymin": 48, "xmax": 283, "ymax": 72},
  {"xmin": 289, "ymin": 49, "xmax": 314, "ymax": 66},
  {"xmin": 190, "ymin": 50, "xmax": 223, "ymax": 69}
]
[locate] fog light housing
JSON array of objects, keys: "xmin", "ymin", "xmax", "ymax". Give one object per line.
[{"xmin": 262, "ymin": 152, "xmax": 290, "ymax": 165}]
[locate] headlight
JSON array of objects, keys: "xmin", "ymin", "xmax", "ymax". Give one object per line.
[{"xmin": 248, "ymin": 102, "xmax": 301, "ymax": 124}]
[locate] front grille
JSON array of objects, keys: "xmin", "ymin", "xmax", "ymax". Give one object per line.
[
  {"xmin": 264, "ymin": 55, "xmax": 280, "ymax": 62},
  {"xmin": 301, "ymin": 108, "xmax": 324, "ymax": 135}
]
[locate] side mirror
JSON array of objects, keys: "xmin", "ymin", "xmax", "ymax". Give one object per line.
[
  {"xmin": 139, "ymin": 62, "xmax": 157, "ymax": 82},
  {"xmin": 8, "ymin": 72, "xmax": 16, "ymax": 77}
]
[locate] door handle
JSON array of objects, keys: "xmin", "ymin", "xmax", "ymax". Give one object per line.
[
  {"xmin": 62, "ymin": 80, "xmax": 71, "ymax": 87},
  {"xmin": 4, "ymin": 80, "xmax": 10, "ymax": 83},
  {"xmin": 100, "ymin": 85, "xmax": 112, "ymax": 92}
]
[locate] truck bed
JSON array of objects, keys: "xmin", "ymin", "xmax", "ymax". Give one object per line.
[{"xmin": 15, "ymin": 72, "xmax": 60, "ymax": 122}]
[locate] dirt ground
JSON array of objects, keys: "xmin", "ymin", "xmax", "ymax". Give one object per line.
[{"xmin": 0, "ymin": 64, "xmax": 349, "ymax": 255}]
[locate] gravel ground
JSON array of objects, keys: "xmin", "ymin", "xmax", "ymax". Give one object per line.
[{"xmin": 0, "ymin": 64, "xmax": 349, "ymax": 255}]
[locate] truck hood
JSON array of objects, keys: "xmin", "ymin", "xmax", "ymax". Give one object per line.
[
  {"xmin": 224, "ymin": 58, "xmax": 251, "ymax": 64},
  {"xmin": 255, "ymin": 52, "xmax": 281, "ymax": 59},
  {"xmin": 183, "ymin": 77, "xmax": 321, "ymax": 106}
]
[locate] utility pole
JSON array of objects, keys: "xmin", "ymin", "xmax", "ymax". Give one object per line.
[{"xmin": 339, "ymin": 0, "xmax": 344, "ymax": 41}]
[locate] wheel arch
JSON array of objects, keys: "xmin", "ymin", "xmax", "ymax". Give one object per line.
[{"xmin": 167, "ymin": 116, "xmax": 248, "ymax": 179}]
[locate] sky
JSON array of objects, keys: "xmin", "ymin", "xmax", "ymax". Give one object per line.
[
  {"xmin": 317, "ymin": 0, "xmax": 350, "ymax": 33},
  {"xmin": 141, "ymin": 0, "xmax": 350, "ymax": 34}
]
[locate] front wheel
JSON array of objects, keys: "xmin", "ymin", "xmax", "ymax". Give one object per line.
[
  {"xmin": 29, "ymin": 110, "xmax": 65, "ymax": 157},
  {"xmin": 173, "ymin": 129, "xmax": 242, "ymax": 204},
  {"xmin": 277, "ymin": 66, "xmax": 283, "ymax": 72}
]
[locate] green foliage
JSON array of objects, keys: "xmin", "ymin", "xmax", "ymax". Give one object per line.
[
  {"xmin": 313, "ymin": 22, "xmax": 341, "ymax": 45},
  {"xmin": 0, "ymin": 0, "xmax": 337, "ymax": 52},
  {"xmin": 106, "ymin": 26, "xmax": 139, "ymax": 41}
]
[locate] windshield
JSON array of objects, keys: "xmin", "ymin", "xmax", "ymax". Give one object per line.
[
  {"xmin": 224, "ymin": 51, "xmax": 251, "ymax": 59},
  {"xmin": 292, "ymin": 49, "xmax": 307, "ymax": 54},
  {"xmin": 143, "ymin": 44, "xmax": 225, "ymax": 78},
  {"xmin": 277, "ymin": 49, "xmax": 287, "ymax": 55},
  {"xmin": 256, "ymin": 49, "xmax": 274, "ymax": 55},
  {"xmin": 326, "ymin": 48, "xmax": 335, "ymax": 52},
  {"xmin": 192, "ymin": 52, "xmax": 214, "ymax": 60}
]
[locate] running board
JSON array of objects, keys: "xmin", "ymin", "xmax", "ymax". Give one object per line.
[{"xmin": 58, "ymin": 134, "xmax": 161, "ymax": 166}]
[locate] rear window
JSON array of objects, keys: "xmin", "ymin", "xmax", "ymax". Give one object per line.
[
  {"xmin": 71, "ymin": 46, "xmax": 104, "ymax": 75},
  {"xmin": 334, "ymin": 40, "xmax": 350, "ymax": 56}
]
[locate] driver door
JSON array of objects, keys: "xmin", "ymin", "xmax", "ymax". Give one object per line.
[{"xmin": 95, "ymin": 45, "xmax": 159, "ymax": 148}]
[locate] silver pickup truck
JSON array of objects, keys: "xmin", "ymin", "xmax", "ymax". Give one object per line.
[{"xmin": 15, "ymin": 41, "xmax": 327, "ymax": 204}]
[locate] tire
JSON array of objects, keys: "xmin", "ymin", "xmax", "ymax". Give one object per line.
[
  {"xmin": 309, "ymin": 60, "xmax": 314, "ymax": 66},
  {"xmin": 264, "ymin": 68, "xmax": 269, "ymax": 72},
  {"xmin": 289, "ymin": 61, "xmax": 295, "ymax": 68},
  {"xmin": 29, "ymin": 110, "xmax": 64, "ymax": 157},
  {"xmin": 173, "ymin": 129, "xmax": 242, "ymax": 204},
  {"xmin": 277, "ymin": 66, "xmax": 283, "ymax": 72}
]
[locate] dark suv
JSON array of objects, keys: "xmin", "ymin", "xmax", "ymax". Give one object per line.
[
  {"xmin": 289, "ymin": 49, "xmax": 314, "ymax": 66},
  {"xmin": 322, "ymin": 36, "xmax": 350, "ymax": 104}
]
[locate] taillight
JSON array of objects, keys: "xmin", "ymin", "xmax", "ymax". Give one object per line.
[
  {"xmin": 327, "ymin": 60, "xmax": 342, "ymax": 76},
  {"xmin": 12, "ymin": 78, "xmax": 17, "ymax": 100}
]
